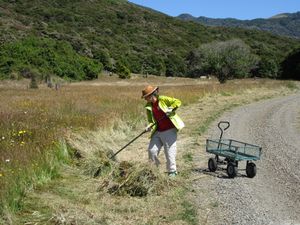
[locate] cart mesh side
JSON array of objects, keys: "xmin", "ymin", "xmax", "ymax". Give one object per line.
[{"xmin": 206, "ymin": 139, "xmax": 262, "ymax": 161}]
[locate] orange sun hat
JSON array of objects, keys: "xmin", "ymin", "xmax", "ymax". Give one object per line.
[{"xmin": 141, "ymin": 85, "xmax": 158, "ymax": 98}]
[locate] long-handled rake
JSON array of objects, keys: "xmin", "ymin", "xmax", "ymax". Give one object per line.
[{"xmin": 93, "ymin": 108, "xmax": 177, "ymax": 177}]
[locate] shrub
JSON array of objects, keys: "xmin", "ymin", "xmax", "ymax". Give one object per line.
[
  {"xmin": 257, "ymin": 58, "xmax": 279, "ymax": 78},
  {"xmin": 165, "ymin": 54, "xmax": 186, "ymax": 77},
  {"xmin": 29, "ymin": 74, "xmax": 39, "ymax": 89},
  {"xmin": 116, "ymin": 61, "xmax": 131, "ymax": 79},
  {"xmin": 93, "ymin": 48, "xmax": 113, "ymax": 71},
  {"xmin": 0, "ymin": 36, "xmax": 102, "ymax": 81},
  {"xmin": 141, "ymin": 55, "xmax": 166, "ymax": 76}
]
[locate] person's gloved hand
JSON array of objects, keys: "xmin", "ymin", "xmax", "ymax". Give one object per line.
[
  {"xmin": 165, "ymin": 107, "xmax": 175, "ymax": 116},
  {"xmin": 145, "ymin": 124, "xmax": 153, "ymax": 132}
]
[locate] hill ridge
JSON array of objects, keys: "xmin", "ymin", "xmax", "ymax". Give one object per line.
[{"xmin": 177, "ymin": 11, "xmax": 300, "ymax": 39}]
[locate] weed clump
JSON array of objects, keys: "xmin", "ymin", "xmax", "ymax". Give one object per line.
[{"xmin": 99, "ymin": 161, "xmax": 170, "ymax": 197}]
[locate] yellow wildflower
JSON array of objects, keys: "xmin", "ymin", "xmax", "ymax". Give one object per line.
[
  {"xmin": 18, "ymin": 130, "xmax": 26, "ymax": 135},
  {"xmin": 0, "ymin": 173, "xmax": 3, "ymax": 177}
]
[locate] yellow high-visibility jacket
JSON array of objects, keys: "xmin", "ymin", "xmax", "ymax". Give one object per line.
[{"xmin": 145, "ymin": 95, "xmax": 185, "ymax": 136}]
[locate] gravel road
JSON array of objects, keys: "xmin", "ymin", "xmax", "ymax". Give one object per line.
[{"xmin": 193, "ymin": 93, "xmax": 300, "ymax": 225}]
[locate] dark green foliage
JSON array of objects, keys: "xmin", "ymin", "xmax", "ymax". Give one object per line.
[
  {"xmin": 187, "ymin": 39, "xmax": 259, "ymax": 83},
  {"xmin": 281, "ymin": 48, "xmax": 300, "ymax": 80},
  {"xmin": 141, "ymin": 55, "xmax": 166, "ymax": 76},
  {"xmin": 93, "ymin": 49, "xmax": 114, "ymax": 71},
  {"xmin": 116, "ymin": 61, "xmax": 131, "ymax": 79},
  {"xmin": 82, "ymin": 59, "xmax": 102, "ymax": 80},
  {"xmin": 0, "ymin": 36, "xmax": 102, "ymax": 80},
  {"xmin": 257, "ymin": 58, "xmax": 279, "ymax": 78},
  {"xmin": 0, "ymin": 0, "xmax": 299, "ymax": 80},
  {"xmin": 186, "ymin": 51, "xmax": 205, "ymax": 78},
  {"xmin": 29, "ymin": 71, "xmax": 39, "ymax": 89},
  {"xmin": 165, "ymin": 54, "xmax": 186, "ymax": 77}
]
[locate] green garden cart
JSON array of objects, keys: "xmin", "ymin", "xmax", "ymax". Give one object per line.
[{"xmin": 206, "ymin": 121, "xmax": 262, "ymax": 178}]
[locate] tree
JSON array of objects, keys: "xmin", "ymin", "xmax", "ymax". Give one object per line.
[
  {"xmin": 116, "ymin": 61, "xmax": 131, "ymax": 79},
  {"xmin": 83, "ymin": 60, "xmax": 102, "ymax": 80},
  {"xmin": 281, "ymin": 48, "xmax": 300, "ymax": 80},
  {"xmin": 257, "ymin": 58, "xmax": 279, "ymax": 78},
  {"xmin": 29, "ymin": 74, "xmax": 39, "ymax": 89},
  {"xmin": 0, "ymin": 36, "xmax": 103, "ymax": 81},
  {"xmin": 142, "ymin": 55, "xmax": 166, "ymax": 76},
  {"xmin": 93, "ymin": 49, "xmax": 113, "ymax": 71},
  {"xmin": 165, "ymin": 54, "xmax": 186, "ymax": 77},
  {"xmin": 187, "ymin": 39, "xmax": 259, "ymax": 83}
]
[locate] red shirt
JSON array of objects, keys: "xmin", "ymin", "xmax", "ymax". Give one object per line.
[{"xmin": 152, "ymin": 101, "xmax": 175, "ymax": 131}]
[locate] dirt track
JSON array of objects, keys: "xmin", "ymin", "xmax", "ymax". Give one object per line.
[{"xmin": 193, "ymin": 93, "xmax": 300, "ymax": 225}]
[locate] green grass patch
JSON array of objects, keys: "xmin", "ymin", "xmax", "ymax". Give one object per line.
[
  {"xmin": 285, "ymin": 81, "xmax": 299, "ymax": 90},
  {"xmin": 220, "ymin": 91, "xmax": 233, "ymax": 96},
  {"xmin": 0, "ymin": 140, "xmax": 72, "ymax": 221},
  {"xmin": 183, "ymin": 152, "xmax": 193, "ymax": 163},
  {"xmin": 179, "ymin": 200, "xmax": 198, "ymax": 225}
]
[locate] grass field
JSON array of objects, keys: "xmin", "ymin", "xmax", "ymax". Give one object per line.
[{"xmin": 0, "ymin": 76, "xmax": 298, "ymax": 224}]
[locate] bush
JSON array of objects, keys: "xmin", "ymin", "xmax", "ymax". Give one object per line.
[
  {"xmin": 257, "ymin": 58, "xmax": 279, "ymax": 78},
  {"xmin": 93, "ymin": 48, "xmax": 113, "ymax": 71},
  {"xmin": 165, "ymin": 54, "xmax": 186, "ymax": 77},
  {"xmin": 141, "ymin": 55, "xmax": 166, "ymax": 76},
  {"xmin": 0, "ymin": 36, "xmax": 103, "ymax": 81},
  {"xmin": 116, "ymin": 61, "xmax": 131, "ymax": 79},
  {"xmin": 83, "ymin": 59, "xmax": 102, "ymax": 80},
  {"xmin": 29, "ymin": 74, "xmax": 39, "ymax": 89}
]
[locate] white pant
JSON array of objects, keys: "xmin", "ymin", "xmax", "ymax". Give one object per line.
[{"xmin": 148, "ymin": 128, "xmax": 177, "ymax": 173}]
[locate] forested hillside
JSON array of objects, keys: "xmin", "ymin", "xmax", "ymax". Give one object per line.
[
  {"xmin": 0, "ymin": 0, "xmax": 299, "ymax": 81},
  {"xmin": 178, "ymin": 12, "xmax": 300, "ymax": 39}
]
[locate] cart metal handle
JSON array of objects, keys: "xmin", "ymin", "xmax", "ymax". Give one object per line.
[{"xmin": 218, "ymin": 121, "xmax": 230, "ymax": 140}]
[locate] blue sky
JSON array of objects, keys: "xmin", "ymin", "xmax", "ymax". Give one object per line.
[{"xmin": 128, "ymin": 0, "xmax": 300, "ymax": 20}]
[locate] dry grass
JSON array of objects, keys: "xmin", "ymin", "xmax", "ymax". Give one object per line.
[{"xmin": 0, "ymin": 77, "xmax": 298, "ymax": 224}]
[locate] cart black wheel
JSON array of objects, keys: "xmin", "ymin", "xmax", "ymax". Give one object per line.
[
  {"xmin": 208, "ymin": 157, "xmax": 217, "ymax": 172},
  {"xmin": 227, "ymin": 162, "xmax": 237, "ymax": 178},
  {"xmin": 246, "ymin": 162, "xmax": 256, "ymax": 178}
]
